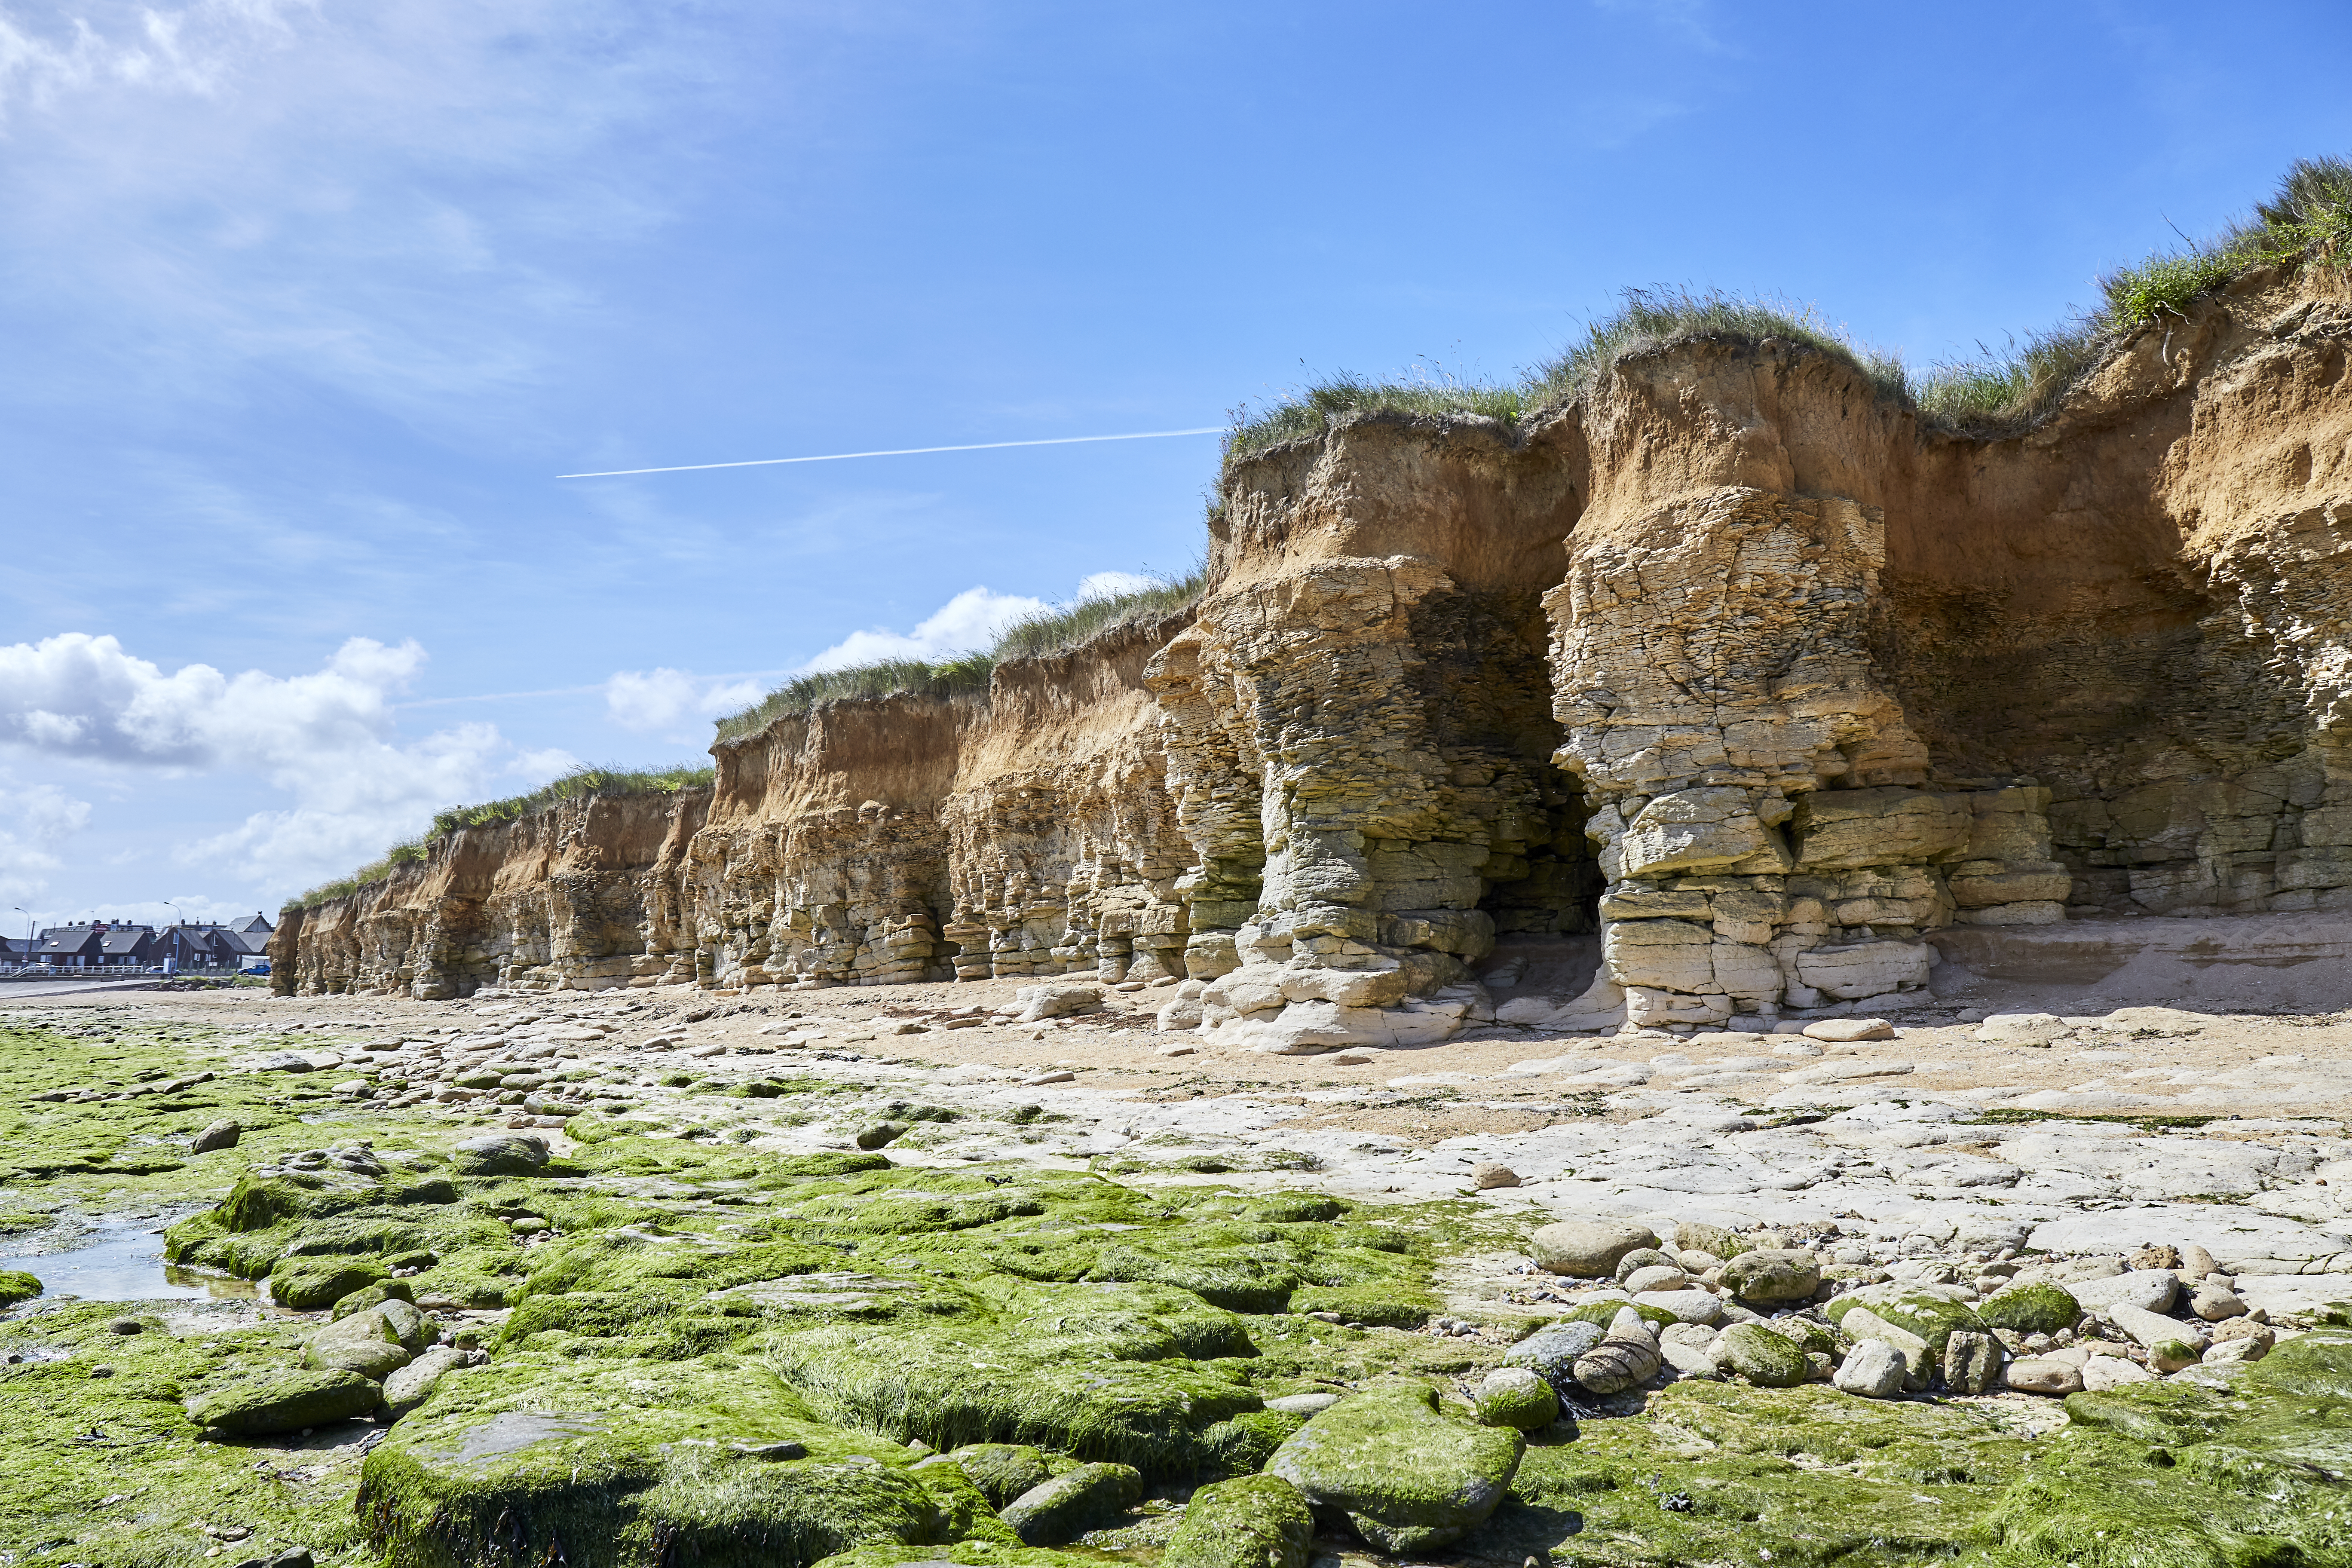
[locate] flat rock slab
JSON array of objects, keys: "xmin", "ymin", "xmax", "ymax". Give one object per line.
[{"xmin": 1266, "ymin": 1381, "xmax": 1523, "ymax": 1553}]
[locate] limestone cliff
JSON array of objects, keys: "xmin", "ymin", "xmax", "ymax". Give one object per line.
[{"xmin": 280, "ymin": 270, "xmax": 2352, "ymax": 1045}]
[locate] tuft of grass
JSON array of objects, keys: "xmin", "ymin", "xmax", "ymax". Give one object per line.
[
  {"xmin": 1921, "ymin": 154, "xmax": 2352, "ymax": 436},
  {"xmin": 1531, "ymin": 286, "xmax": 1910, "ymax": 408},
  {"xmin": 1222, "ymin": 292, "xmax": 1905, "ymax": 465},
  {"xmin": 285, "ymin": 764, "xmax": 714, "ymax": 909},
  {"xmin": 713, "ymin": 572, "xmax": 1205, "ymax": 742}
]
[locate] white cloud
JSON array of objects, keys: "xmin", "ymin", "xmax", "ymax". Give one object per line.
[
  {"xmin": 802, "ymin": 586, "xmax": 1047, "ymax": 673},
  {"xmin": 602, "ymin": 668, "xmax": 763, "ymax": 735},
  {"xmin": 0, "ymin": 631, "xmax": 561, "ymax": 895},
  {"xmin": 0, "ymin": 776, "xmax": 92, "ymax": 905}
]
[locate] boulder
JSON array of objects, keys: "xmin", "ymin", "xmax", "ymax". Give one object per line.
[
  {"xmin": 187, "ymin": 1369, "xmax": 382, "ymax": 1435},
  {"xmin": 1825, "ymin": 1285, "xmax": 1984, "ymax": 1354},
  {"xmin": 1001, "ymin": 1462, "xmax": 1143, "ymax": 1546},
  {"xmin": 1530, "ymin": 1220, "xmax": 1658, "ymax": 1278},
  {"xmin": 1265, "ymin": 1381, "xmax": 1524, "ymax": 1553},
  {"xmin": 191, "ymin": 1119, "xmax": 242, "ymax": 1153},
  {"xmin": 1502, "ymin": 1320, "xmax": 1605, "ymax": 1391},
  {"xmin": 451, "ymin": 1134, "xmax": 549, "ymax": 1177},
  {"xmin": 329, "ymin": 1280, "xmax": 417, "ymax": 1322},
  {"xmin": 2068, "ymin": 1269, "xmax": 2179, "ymax": 1315},
  {"xmin": 2080, "ymin": 1355, "xmax": 2155, "ymax": 1391},
  {"xmin": 1721, "ymin": 1249, "xmax": 1820, "ymax": 1305},
  {"xmin": 2108, "ymin": 1304, "xmax": 2208, "ymax": 1371},
  {"xmin": 1470, "ymin": 1164, "xmax": 1520, "ymax": 1190},
  {"xmin": 0, "ymin": 1269, "xmax": 42, "ymax": 1307},
  {"xmin": 930, "ymin": 1443, "xmax": 1050, "ymax": 1508},
  {"xmin": 304, "ymin": 1304, "xmax": 419, "ymax": 1381},
  {"xmin": 1716, "ymin": 1322, "xmax": 1810, "ymax": 1387},
  {"xmin": 1472, "ymin": 1368, "xmax": 1558, "ymax": 1432},
  {"xmin": 1831, "ymin": 1307, "xmax": 1932, "ymax": 1387},
  {"xmin": 1674, "ymin": 1221, "xmax": 1747, "ymax": 1259},
  {"xmin": 270, "ymin": 1256, "xmax": 386, "ymax": 1312},
  {"xmin": 1014, "ymin": 983, "xmax": 1103, "ymax": 1023},
  {"xmin": 2003, "ymin": 1356, "xmax": 2084, "ymax": 1396},
  {"xmin": 1632, "ymin": 1289, "xmax": 1722, "ymax": 1325},
  {"xmin": 1834, "ymin": 1339, "xmax": 1908, "ymax": 1398},
  {"xmin": 1163, "ymin": 1473, "xmax": 1314, "ymax": 1568},
  {"xmin": 383, "ymin": 1345, "xmax": 469, "ymax": 1418},
  {"xmin": 1975, "ymin": 1282, "xmax": 2081, "ymax": 1336},
  {"xmin": 853, "ymin": 1122, "xmax": 907, "ymax": 1151},
  {"xmin": 1942, "ymin": 1330, "xmax": 2004, "ymax": 1394},
  {"xmin": 1572, "ymin": 1312, "xmax": 1663, "ymax": 1396}
]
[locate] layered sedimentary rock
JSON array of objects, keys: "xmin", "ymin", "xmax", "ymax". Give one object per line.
[{"xmin": 282, "ymin": 272, "xmax": 2352, "ymax": 1047}]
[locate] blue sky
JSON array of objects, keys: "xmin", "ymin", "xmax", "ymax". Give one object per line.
[{"xmin": 3, "ymin": 0, "xmax": 2349, "ymax": 931}]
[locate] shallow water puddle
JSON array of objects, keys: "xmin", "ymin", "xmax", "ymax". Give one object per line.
[{"xmin": 13, "ymin": 1224, "xmax": 256, "ymax": 1301}]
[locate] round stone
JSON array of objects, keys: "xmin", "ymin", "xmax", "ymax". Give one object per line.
[
  {"xmin": 1531, "ymin": 1220, "xmax": 1660, "ymax": 1279},
  {"xmin": 1473, "ymin": 1367, "xmax": 1559, "ymax": 1432}
]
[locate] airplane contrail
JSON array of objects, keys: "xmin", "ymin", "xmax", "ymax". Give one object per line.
[{"xmin": 557, "ymin": 426, "xmax": 1225, "ymax": 479}]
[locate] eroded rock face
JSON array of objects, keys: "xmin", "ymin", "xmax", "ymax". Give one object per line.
[{"xmin": 285, "ymin": 274, "xmax": 2352, "ymax": 1031}]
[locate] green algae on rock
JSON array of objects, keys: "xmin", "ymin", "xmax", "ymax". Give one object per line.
[
  {"xmin": 0, "ymin": 1268, "xmax": 40, "ymax": 1307},
  {"xmin": 1975, "ymin": 1280, "xmax": 2082, "ymax": 1336},
  {"xmin": 996, "ymin": 1461, "xmax": 1141, "ymax": 1545},
  {"xmin": 1164, "ymin": 1473, "xmax": 1314, "ymax": 1568},
  {"xmin": 1265, "ymin": 1380, "xmax": 1523, "ymax": 1552},
  {"xmin": 187, "ymin": 1366, "xmax": 384, "ymax": 1435},
  {"xmin": 1827, "ymin": 1284, "xmax": 1987, "ymax": 1354}
]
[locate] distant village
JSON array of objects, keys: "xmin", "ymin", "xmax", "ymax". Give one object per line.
[{"xmin": 3, "ymin": 913, "xmax": 273, "ymax": 974}]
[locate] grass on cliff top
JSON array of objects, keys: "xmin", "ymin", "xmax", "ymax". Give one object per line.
[
  {"xmin": 287, "ymin": 762, "xmax": 714, "ymax": 909},
  {"xmin": 710, "ymin": 570, "xmax": 1204, "ymax": 744},
  {"xmin": 1225, "ymin": 154, "xmax": 2352, "ymax": 457}
]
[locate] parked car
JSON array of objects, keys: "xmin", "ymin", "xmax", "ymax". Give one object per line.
[{"xmin": 242, "ymin": 961, "xmax": 271, "ymax": 976}]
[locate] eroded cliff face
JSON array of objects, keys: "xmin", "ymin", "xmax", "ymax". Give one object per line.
[{"xmin": 283, "ymin": 270, "xmax": 2352, "ymax": 1044}]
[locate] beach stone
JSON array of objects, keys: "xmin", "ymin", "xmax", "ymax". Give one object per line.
[
  {"xmin": 2128, "ymin": 1244, "xmax": 2181, "ymax": 1271},
  {"xmin": 854, "ymin": 1121, "xmax": 907, "ymax": 1151},
  {"xmin": 1573, "ymin": 1314, "xmax": 1663, "ymax": 1396},
  {"xmin": 1834, "ymin": 1339, "xmax": 1908, "ymax": 1398},
  {"xmin": 2212, "ymin": 1319, "xmax": 2275, "ymax": 1351},
  {"xmin": 186, "ymin": 1369, "xmax": 381, "ymax": 1435},
  {"xmin": 450, "ymin": 1133, "xmax": 548, "ymax": 1177},
  {"xmin": 2180, "ymin": 1244, "xmax": 2220, "ymax": 1277},
  {"xmin": 304, "ymin": 1305, "xmax": 418, "ymax": 1381},
  {"xmin": 1975, "ymin": 1281, "xmax": 2081, "ymax": 1336},
  {"xmin": 1502, "ymin": 1320, "xmax": 1605, "ymax": 1391},
  {"xmin": 1001, "ymin": 1462, "xmax": 1143, "ymax": 1546},
  {"xmin": 2109, "ymin": 1304, "xmax": 2208, "ymax": 1370},
  {"xmin": 1943, "ymin": 1330, "xmax": 2004, "ymax": 1394},
  {"xmin": 1470, "ymin": 1163, "xmax": 1520, "ymax": 1190},
  {"xmin": 2190, "ymin": 1284, "xmax": 2247, "ymax": 1321},
  {"xmin": 1014, "ymin": 983, "xmax": 1103, "ymax": 1023},
  {"xmin": 1833, "ymin": 1307, "xmax": 1933, "ymax": 1387},
  {"xmin": 935, "ymin": 1443, "xmax": 1051, "ymax": 1508},
  {"xmin": 270, "ymin": 1257, "xmax": 386, "ymax": 1312},
  {"xmin": 328, "ymin": 1280, "xmax": 417, "ymax": 1322},
  {"xmin": 1633, "ymin": 1289, "xmax": 1723, "ymax": 1326},
  {"xmin": 2204, "ymin": 1335, "xmax": 2270, "ymax": 1367},
  {"xmin": 191, "ymin": 1119, "xmax": 242, "ymax": 1153},
  {"xmin": 1263, "ymin": 1393, "xmax": 1343, "ymax": 1417},
  {"xmin": 1613, "ymin": 1247, "xmax": 1677, "ymax": 1282},
  {"xmin": 1163, "ymin": 1473, "xmax": 1314, "ymax": 1568},
  {"xmin": 1622, "ymin": 1265, "xmax": 1689, "ymax": 1295},
  {"xmin": 382, "ymin": 1345, "xmax": 468, "ymax": 1418},
  {"xmin": 2080, "ymin": 1355, "xmax": 2155, "ymax": 1391},
  {"xmin": 2003, "ymin": 1357, "xmax": 2084, "ymax": 1395},
  {"xmin": 1265, "ymin": 1381, "xmax": 1523, "ymax": 1553},
  {"xmin": 1802, "ymin": 1017, "xmax": 1895, "ymax": 1042},
  {"xmin": 1826, "ymin": 1286, "xmax": 1984, "ymax": 1354},
  {"xmin": 0, "ymin": 1270, "xmax": 40, "ymax": 1308},
  {"xmin": 1717, "ymin": 1322, "xmax": 1810, "ymax": 1387},
  {"xmin": 1675, "ymin": 1221, "xmax": 1747, "ymax": 1259},
  {"xmin": 1473, "ymin": 1367, "xmax": 1559, "ymax": 1432},
  {"xmin": 2069, "ymin": 1269, "xmax": 2179, "ymax": 1315},
  {"xmin": 1531, "ymin": 1220, "xmax": 1658, "ymax": 1278},
  {"xmin": 1721, "ymin": 1248, "xmax": 1820, "ymax": 1305}
]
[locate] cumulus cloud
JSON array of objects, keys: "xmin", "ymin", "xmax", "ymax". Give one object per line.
[
  {"xmin": 603, "ymin": 668, "xmax": 765, "ymax": 735},
  {"xmin": 0, "ymin": 632, "xmax": 563, "ymax": 894},
  {"xmin": 802, "ymin": 587, "xmax": 1047, "ymax": 672},
  {"xmin": 0, "ymin": 776, "xmax": 92, "ymax": 905},
  {"xmin": 1076, "ymin": 570, "xmax": 1161, "ymax": 602}
]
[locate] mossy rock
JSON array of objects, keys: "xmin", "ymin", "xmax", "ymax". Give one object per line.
[
  {"xmin": 271, "ymin": 1256, "xmax": 387, "ymax": 1311},
  {"xmin": 1716, "ymin": 1323, "xmax": 1811, "ymax": 1388},
  {"xmin": 187, "ymin": 1368, "xmax": 383, "ymax": 1435},
  {"xmin": 1473, "ymin": 1368, "xmax": 1559, "ymax": 1432},
  {"xmin": 1825, "ymin": 1286, "xmax": 1984, "ymax": 1354},
  {"xmin": 1976, "ymin": 1280, "xmax": 2081, "ymax": 1336},
  {"xmin": 358, "ymin": 1352, "xmax": 961, "ymax": 1568},
  {"xmin": 1562, "ymin": 1298, "xmax": 1678, "ymax": 1329},
  {"xmin": 923, "ymin": 1444, "xmax": 1049, "ymax": 1508},
  {"xmin": 1164, "ymin": 1473, "xmax": 1313, "ymax": 1568},
  {"xmin": 0, "ymin": 1269, "xmax": 41, "ymax": 1307},
  {"xmin": 997, "ymin": 1461, "xmax": 1140, "ymax": 1546},
  {"xmin": 1265, "ymin": 1381, "xmax": 1523, "ymax": 1553}
]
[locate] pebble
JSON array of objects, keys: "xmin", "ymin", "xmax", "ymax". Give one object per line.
[{"xmin": 1020, "ymin": 1072, "xmax": 1075, "ymax": 1087}]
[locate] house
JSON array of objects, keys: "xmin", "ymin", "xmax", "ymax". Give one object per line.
[
  {"xmin": 1, "ymin": 936, "xmax": 32, "ymax": 965},
  {"xmin": 34, "ymin": 925, "xmax": 110, "ymax": 968},
  {"xmin": 99, "ymin": 926, "xmax": 159, "ymax": 968},
  {"xmin": 230, "ymin": 913, "xmax": 273, "ymax": 939}
]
